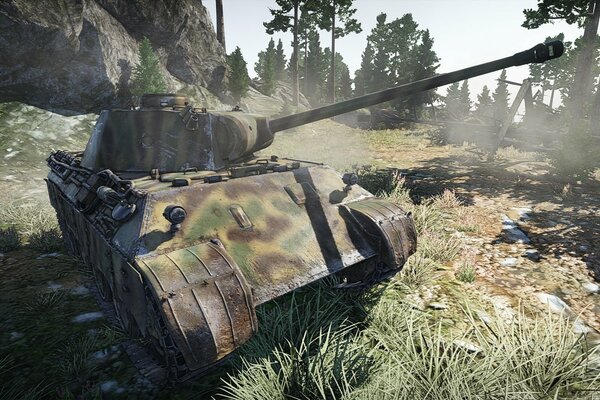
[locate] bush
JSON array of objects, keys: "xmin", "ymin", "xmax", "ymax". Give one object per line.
[
  {"xmin": 551, "ymin": 127, "xmax": 600, "ymax": 179},
  {"xmin": 0, "ymin": 226, "xmax": 21, "ymax": 252},
  {"xmin": 28, "ymin": 228, "xmax": 63, "ymax": 253}
]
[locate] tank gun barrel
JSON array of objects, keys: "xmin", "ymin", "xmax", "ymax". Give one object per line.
[{"xmin": 268, "ymin": 41, "xmax": 564, "ymax": 133}]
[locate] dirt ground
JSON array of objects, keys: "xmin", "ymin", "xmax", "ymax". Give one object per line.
[{"xmin": 2, "ymin": 119, "xmax": 600, "ymax": 397}]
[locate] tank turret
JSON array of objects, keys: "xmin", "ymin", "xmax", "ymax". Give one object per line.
[{"xmin": 46, "ymin": 41, "xmax": 563, "ymax": 383}]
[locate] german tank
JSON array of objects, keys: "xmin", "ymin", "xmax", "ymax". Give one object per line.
[{"xmin": 46, "ymin": 41, "xmax": 563, "ymax": 382}]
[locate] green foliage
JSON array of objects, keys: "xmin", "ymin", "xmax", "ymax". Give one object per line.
[
  {"xmin": 522, "ymin": 0, "xmax": 591, "ymax": 28},
  {"xmin": 0, "ymin": 226, "xmax": 21, "ymax": 252},
  {"xmin": 551, "ymin": 124, "xmax": 600, "ymax": 178},
  {"xmin": 274, "ymin": 39, "xmax": 287, "ymax": 80},
  {"xmin": 492, "ymin": 69, "xmax": 510, "ymax": 122},
  {"xmin": 444, "ymin": 79, "xmax": 471, "ymax": 120},
  {"xmin": 303, "ymin": 31, "xmax": 328, "ymax": 104},
  {"xmin": 227, "ymin": 47, "xmax": 251, "ymax": 102},
  {"xmin": 27, "ymin": 228, "xmax": 63, "ymax": 253},
  {"xmin": 255, "ymin": 39, "xmax": 278, "ymax": 96},
  {"xmin": 338, "ymin": 64, "xmax": 353, "ymax": 100},
  {"xmin": 474, "ymin": 85, "xmax": 493, "ymax": 120},
  {"xmin": 130, "ymin": 37, "xmax": 166, "ymax": 98},
  {"xmin": 353, "ymin": 12, "xmax": 439, "ymax": 115},
  {"xmin": 456, "ymin": 261, "xmax": 476, "ymax": 283}
]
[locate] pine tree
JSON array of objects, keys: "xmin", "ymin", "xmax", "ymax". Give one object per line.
[
  {"xmin": 459, "ymin": 80, "xmax": 472, "ymax": 118},
  {"xmin": 255, "ymin": 39, "xmax": 277, "ymax": 96},
  {"xmin": 354, "ymin": 42, "xmax": 375, "ymax": 96},
  {"xmin": 305, "ymin": 30, "xmax": 328, "ymax": 104},
  {"xmin": 444, "ymin": 82, "xmax": 462, "ymax": 120},
  {"xmin": 492, "ymin": 69, "xmax": 510, "ymax": 122},
  {"xmin": 274, "ymin": 39, "xmax": 287, "ymax": 81},
  {"xmin": 130, "ymin": 37, "xmax": 166, "ymax": 98},
  {"xmin": 408, "ymin": 28, "xmax": 440, "ymax": 118},
  {"xmin": 227, "ymin": 47, "xmax": 250, "ymax": 103},
  {"xmin": 338, "ymin": 64, "xmax": 352, "ymax": 100},
  {"xmin": 475, "ymin": 85, "xmax": 493, "ymax": 119}
]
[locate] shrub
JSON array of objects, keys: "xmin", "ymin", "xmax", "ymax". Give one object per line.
[
  {"xmin": 456, "ymin": 261, "xmax": 476, "ymax": 283},
  {"xmin": 28, "ymin": 228, "xmax": 63, "ymax": 253},
  {"xmin": 0, "ymin": 226, "xmax": 21, "ymax": 252},
  {"xmin": 551, "ymin": 127, "xmax": 600, "ymax": 179}
]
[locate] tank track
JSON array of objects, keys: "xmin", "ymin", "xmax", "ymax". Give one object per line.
[{"xmin": 88, "ymin": 280, "xmax": 169, "ymax": 386}]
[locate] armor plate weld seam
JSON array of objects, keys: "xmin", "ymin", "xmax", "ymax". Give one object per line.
[
  {"xmin": 191, "ymin": 288, "xmax": 220, "ymax": 353},
  {"xmin": 165, "ymin": 254, "xmax": 191, "ymax": 284},
  {"xmin": 185, "ymin": 248, "xmax": 213, "ymax": 276},
  {"xmin": 166, "ymin": 298, "xmax": 198, "ymax": 362},
  {"xmin": 213, "ymin": 281, "xmax": 238, "ymax": 346},
  {"xmin": 140, "ymin": 259, "xmax": 167, "ymax": 292}
]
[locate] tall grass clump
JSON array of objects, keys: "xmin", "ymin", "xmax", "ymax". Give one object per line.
[
  {"xmin": 0, "ymin": 198, "xmax": 64, "ymax": 252},
  {"xmin": 395, "ymin": 254, "xmax": 437, "ymax": 290},
  {"xmin": 353, "ymin": 304, "xmax": 600, "ymax": 400},
  {"xmin": 220, "ymin": 279, "xmax": 373, "ymax": 399},
  {"xmin": 0, "ymin": 226, "xmax": 21, "ymax": 252},
  {"xmin": 551, "ymin": 125, "xmax": 600, "ymax": 179}
]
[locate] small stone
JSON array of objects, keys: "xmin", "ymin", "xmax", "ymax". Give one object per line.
[
  {"xmin": 501, "ymin": 214, "xmax": 530, "ymax": 244},
  {"xmin": 536, "ymin": 293, "xmax": 570, "ymax": 314},
  {"xmin": 453, "ymin": 340, "xmax": 482, "ymax": 354},
  {"xmin": 36, "ymin": 252, "xmax": 60, "ymax": 259},
  {"xmin": 428, "ymin": 302, "xmax": 448, "ymax": 310},
  {"xmin": 9, "ymin": 332, "xmax": 24, "ymax": 341},
  {"xmin": 522, "ymin": 249, "xmax": 541, "ymax": 261},
  {"xmin": 582, "ymin": 282, "xmax": 600, "ymax": 294},
  {"xmin": 476, "ymin": 310, "xmax": 492, "ymax": 325},
  {"xmin": 100, "ymin": 380, "xmax": 119, "ymax": 393},
  {"xmin": 573, "ymin": 319, "xmax": 590, "ymax": 334},
  {"xmin": 47, "ymin": 281, "xmax": 63, "ymax": 290},
  {"xmin": 500, "ymin": 258, "xmax": 518, "ymax": 267},
  {"xmin": 71, "ymin": 286, "xmax": 90, "ymax": 296},
  {"xmin": 72, "ymin": 311, "xmax": 104, "ymax": 323},
  {"xmin": 579, "ymin": 245, "xmax": 589, "ymax": 252}
]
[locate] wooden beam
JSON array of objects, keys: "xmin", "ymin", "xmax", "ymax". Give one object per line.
[{"xmin": 494, "ymin": 79, "xmax": 531, "ymax": 153}]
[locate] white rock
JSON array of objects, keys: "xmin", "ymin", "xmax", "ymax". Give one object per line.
[
  {"xmin": 573, "ymin": 319, "xmax": 590, "ymax": 334},
  {"xmin": 71, "ymin": 286, "xmax": 90, "ymax": 296},
  {"xmin": 523, "ymin": 249, "xmax": 541, "ymax": 261},
  {"xmin": 100, "ymin": 380, "xmax": 119, "ymax": 393},
  {"xmin": 582, "ymin": 282, "xmax": 600, "ymax": 294},
  {"xmin": 501, "ymin": 214, "xmax": 530, "ymax": 244},
  {"xmin": 47, "ymin": 281, "xmax": 63, "ymax": 290},
  {"xmin": 536, "ymin": 293, "xmax": 570, "ymax": 314},
  {"xmin": 72, "ymin": 311, "xmax": 104, "ymax": 323},
  {"xmin": 453, "ymin": 340, "xmax": 482, "ymax": 354},
  {"xmin": 500, "ymin": 258, "xmax": 518, "ymax": 267},
  {"xmin": 511, "ymin": 207, "xmax": 532, "ymax": 221},
  {"xmin": 10, "ymin": 332, "xmax": 24, "ymax": 341},
  {"xmin": 36, "ymin": 252, "xmax": 60, "ymax": 259},
  {"xmin": 428, "ymin": 302, "xmax": 448, "ymax": 310}
]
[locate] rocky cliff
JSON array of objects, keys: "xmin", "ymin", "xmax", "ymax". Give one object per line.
[{"xmin": 0, "ymin": 0, "xmax": 227, "ymax": 114}]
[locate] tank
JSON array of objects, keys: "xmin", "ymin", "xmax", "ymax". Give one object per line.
[{"xmin": 46, "ymin": 41, "xmax": 563, "ymax": 383}]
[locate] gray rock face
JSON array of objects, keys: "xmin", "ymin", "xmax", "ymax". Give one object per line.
[{"xmin": 0, "ymin": 0, "xmax": 226, "ymax": 114}]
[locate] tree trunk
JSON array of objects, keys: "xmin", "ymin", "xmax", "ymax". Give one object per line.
[
  {"xmin": 591, "ymin": 85, "xmax": 600, "ymax": 131},
  {"xmin": 570, "ymin": 0, "xmax": 600, "ymax": 121},
  {"xmin": 292, "ymin": 1, "xmax": 299, "ymax": 107},
  {"xmin": 304, "ymin": 27, "xmax": 308, "ymax": 94},
  {"xmin": 215, "ymin": 0, "xmax": 226, "ymax": 52},
  {"xmin": 329, "ymin": 0, "xmax": 336, "ymax": 103},
  {"xmin": 549, "ymin": 83, "xmax": 556, "ymax": 109}
]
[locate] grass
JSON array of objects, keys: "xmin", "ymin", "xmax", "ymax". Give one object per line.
[
  {"xmin": 456, "ymin": 261, "xmax": 477, "ymax": 283},
  {"xmin": 0, "ymin": 196, "xmax": 63, "ymax": 253},
  {"xmin": 0, "ymin": 226, "xmax": 21, "ymax": 252}
]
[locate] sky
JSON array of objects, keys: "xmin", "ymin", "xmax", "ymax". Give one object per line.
[{"xmin": 204, "ymin": 0, "xmax": 582, "ymax": 106}]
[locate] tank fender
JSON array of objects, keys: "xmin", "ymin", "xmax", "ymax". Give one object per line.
[
  {"xmin": 341, "ymin": 198, "xmax": 417, "ymax": 274},
  {"xmin": 135, "ymin": 241, "xmax": 257, "ymax": 371}
]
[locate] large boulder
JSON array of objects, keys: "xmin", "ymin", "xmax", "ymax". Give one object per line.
[{"xmin": 0, "ymin": 0, "xmax": 227, "ymax": 114}]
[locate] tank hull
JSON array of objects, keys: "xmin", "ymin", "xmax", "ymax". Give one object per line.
[{"xmin": 47, "ymin": 159, "xmax": 416, "ymax": 381}]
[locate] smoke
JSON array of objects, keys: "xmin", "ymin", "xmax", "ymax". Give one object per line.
[{"xmin": 261, "ymin": 116, "xmax": 372, "ymax": 171}]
